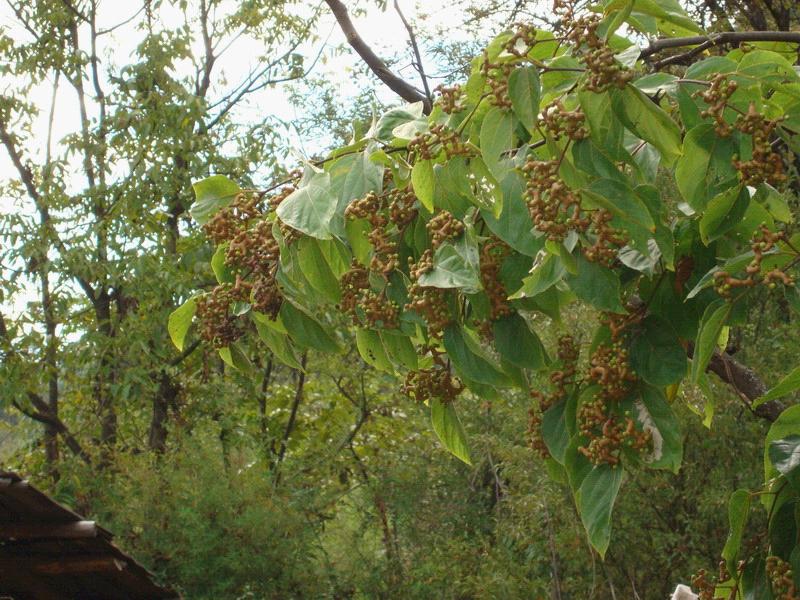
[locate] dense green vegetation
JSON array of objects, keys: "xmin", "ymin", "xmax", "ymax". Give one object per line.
[{"xmin": 2, "ymin": 1, "xmax": 800, "ymax": 598}]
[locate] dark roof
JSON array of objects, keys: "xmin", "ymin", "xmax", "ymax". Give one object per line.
[{"xmin": 0, "ymin": 471, "xmax": 178, "ymax": 600}]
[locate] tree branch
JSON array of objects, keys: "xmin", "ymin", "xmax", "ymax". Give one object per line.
[
  {"xmin": 324, "ymin": 0, "xmax": 432, "ymax": 113},
  {"xmin": 12, "ymin": 395, "xmax": 91, "ymax": 465},
  {"xmin": 641, "ymin": 31, "xmax": 800, "ymax": 61},
  {"xmin": 393, "ymin": 0, "xmax": 432, "ymax": 103}
]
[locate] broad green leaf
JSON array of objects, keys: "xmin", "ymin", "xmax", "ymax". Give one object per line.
[
  {"xmin": 508, "ymin": 67, "xmax": 541, "ymax": 134},
  {"xmin": 443, "ymin": 324, "xmax": 511, "ymax": 388},
  {"xmin": 280, "ymin": 302, "xmax": 340, "ymax": 353},
  {"xmin": 253, "ymin": 317, "xmax": 304, "ymax": 370},
  {"xmin": 630, "ymin": 316, "xmax": 687, "ymax": 386},
  {"xmin": 579, "ymin": 90, "xmax": 626, "ymax": 159},
  {"xmin": 699, "ymin": 186, "xmax": 750, "ymax": 244},
  {"xmin": 583, "ymin": 178, "xmax": 655, "ymax": 232},
  {"xmin": 468, "ymin": 157, "xmax": 504, "ymax": 217},
  {"xmin": 493, "ymin": 313, "xmax": 548, "ymax": 371},
  {"xmin": 355, "ymin": 329, "xmax": 393, "ymax": 373},
  {"xmin": 721, "ymin": 489, "xmax": 751, "ymax": 576},
  {"xmin": 765, "ymin": 406, "xmax": 800, "ymax": 495},
  {"xmin": 296, "ymin": 237, "xmax": 341, "ymax": 303},
  {"xmin": 638, "ymin": 384, "xmax": 683, "ymax": 472},
  {"xmin": 769, "ymin": 436, "xmax": 800, "ymax": 490},
  {"xmin": 542, "ymin": 398, "xmax": 572, "ymax": 464},
  {"xmin": 633, "ymin": 72, "xmax": 679, "ymax": 95},
  {"xmin": 168, "ymin": 296, "xmax": 197, "ymax": 351},
  {"xmin": 566, "ymin": 255, "xmax": 626, "ymax": 313},
  {"xmin": 430, "ymin": 399, "xmax": 472, "ymax": 465},
  {"xmin": 510, "ymin": 253, "xmax": 565, "ymax": 299},
  {"xmin": 219, "ymin": 343, "xmax": 252, "ymax": 372},
  {"xmin": 754, "ymin": 183, "xmax": 793, "ymax": 223},
  {"xmin": 373, "ymin": 103, "xmax": 425, "ymax": 141},
  {"xmin": 210, "ymin": 243, "xmax": 234, "ymax": 284},
  {"xmin": 675, "ymin": 124, "xmax": 738, "ymax": 211},
  {"xmin": 691, "ymin": 300, "xmax": 731, "ymax": 384},
  {"xmin": 611, "ymin": 86, "xmax": 682, "ymax": 165},
  {"xmin": 380, "ymin": 331, "xmax": 418, "ymax": 370},
  {"xmin": 480, "ymin": 171, "xmax": 541, "ymax": 256},
  {"xmin": 577, "ymin": 464, "xmax": 623, "ymax": 558},
  {"xmin": 754, "ymin": 366, "xmax": 800, "ymax": 408},
  {"xmin": 418, "ymin": 230, "xmax": 482, "ymax": 292},
  {"xmin": 480, "ymin": 107, "xmax": 515, "ymax": 180},
  {"xmin": 412, "ymin": 159, "xmax": 435, "ymax": 212},
  {"xmin": 276, "ymin": 172, "xmax": 337, "ymax": 240},
  {"xmin": 190, "ymin": 175, "xmax": 241, "ymax": 225}
]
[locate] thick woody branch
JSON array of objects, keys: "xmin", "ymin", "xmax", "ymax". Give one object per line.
[
  {"xmin": 641, "ymin": 31, "xmax": 800, "ymax": 63},
  {"xmin": 324, "ymin": 0, "xmax": 432, "ymax": 113},
  {"xmin": 687, "ymin": 343, "xmax": 784, "ymax": 422},
  {"xmin": 12, "ymin": 395, "xmax": 91, "ymax": 464}
]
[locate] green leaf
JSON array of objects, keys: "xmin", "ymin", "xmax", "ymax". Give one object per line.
[
  {"xmin": 276, "ymin": 172, "xmax": 337, "ymax": 240},
  {"xmin": 480, "ymin": 171, "xmax": 541, "ymax": 257},
  {"xmin": 380, "ymin": 331, "xmax": 418, "ymax": 370},
  {"xmin": 280, "ymin": 302, "xmax": 340, "ymax": 353},
  {"xmin": 630, "ymin": 316, "xmax": 687, "ymax": 386},
  {"xmin": 542, "ymin": 398, "xmax": 572, "ymax": 464},
  {"xmin": 253, "ymin": 316, "xmax": 304, "ymax": 370},
  {"xmin": 611, "ymin": 86, "xmax": 682, "ymax": 165},
  {"xmin": 583, "ymin": 178, "xmax": 655, "ymax": 232},
  {"xmin": 691, "ymin": 300, "xmax": 731, "ymax": 384},
  {"xmin": 754, "ymin": 366, "xmax": 800, "ymax": 408},
  {"xmin": 430, "ymin": 399, "xmax": 472, "ymax": 465},
  {"xmin": 168, "ymin": 296, "xmax": 197, "ymax": 351},
  {"xmin": 355, "ymin": 329, "xmax": 394, "ymax": 373},
  {"xmin": 566, "ymin": 255, "xmax": 626, "ymax": 313},
  {"xmin": 480, "ymin": 107, "xmax": 515, "ymax": 179},
  {"xmin": 577, "ymin": 464, "xmax": 623, "ymax": 558},
  {"xmin": 675, "ymin": 124, "xmax": 738, "ymax": 211},
  {"xmin": 211, "ymin": 243, "xmax": 234, "ymax": 284},
  {"xmin": 769, "ymin": 436, "xmax": 800, "ymax": 490},
  {"xmin": 493, "ymin": 313, "xmax": 548, "ymax": 371},
  {"xmin": 373, "ymin": 103, "xmax": 425, "ymax": 142},
  {"xmin": 508, "ymin": 67, "xmax": 541, "ymax": 134},
  {"xmin": 190, "ymin": 175, "xmax": 241, "ymax": 225},
  {"xmin": 443, "ymin": 324, "xmax": 511, "ymax": 388},
  {"xmin": 765, "ymin": 406, "xmax": 800, "ymax": 491},
  {"xmin": 721, "ymin": 489, "xmax": 751, "ymax": 576},
  {"xmin": 699, "ymin": 186, "xmax": 750, "ymax": 245},
  {"xmin": 418, "ymin": 230, "xmax": 482, "ymax": 292},
  {"xmin": 412, "ymin": 159, "xmax": 435, "ymax": 212},
  {"xmin": 510, "ymin": 253, "xmax": 565, "ymax": 299},
  {"xmin": 296, "ymin": 237, "xmax": 341, "ymax": 303},
  {"xmin": 219, "ymin": 343, "xmax": 252, "ymax": 372},
  {"xmin": 638, "ymin": 384, "xmax": 683, "ymax": 473}
]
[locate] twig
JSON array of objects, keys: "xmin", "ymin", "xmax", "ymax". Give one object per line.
[{"xmin": 393, "ymin": 0, "xmax": 431, "ymax": 102}]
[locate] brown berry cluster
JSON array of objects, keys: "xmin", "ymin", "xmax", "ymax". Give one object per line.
[
  {"xmin": 713, "ymin": 225, "xmax": 795, "ymax": 296},
  {"xmin": 225, "ymin": 220, "xmax": 280, "ymax": 273},
  {"xmin": 565, "ymin": 14, "xmax": 632, "ymax": 93},
  {"xmin": 690, "ymin": 562, "xmax": 729, "ymax": 600},
  {"xmin": 339, "ymin": 261, "xmax": 399, "ymax": 329},
  {"xmin": 480, "ymin": 50, "xmax": 514, "ymax": 108},
  {"xmin": 195, "ymin": 281, "xmax": 249, "ymax": 349},
  {"xmin": 540, "ymin": 101, "xmax": 589, "ymax": 141},
  {"xmin": 202, "ymin": 192, "xmax": 262, "ymax": 245},
  {"xmin": 388, "ymin": 186, "xmax": 418, "ymax": 229},
  {"xmin": 583, "ymin": 210, "xmax": 626, "ymax": 266},
  {"xmin": 767, "ymin": 556, "xmax": 800, "ymax": 599},
  {"xmin": 479, "ymin": 239, "xmax": 512, "ymax": 323},
  {"xmin": 435, "ymin": 84, "xmax": 465, "ymax": 114},
  {"xmin": 409, "ymin": 249, "xmax": 434, "ymax": 280},
  {"xmin": 268, "ymin": 186, "xmax": 304, "ymax": 245},
  {"xmin": 408, "ymin": 124, "xmax": 474, "ymax": 162},
  {"xmin": 427, "ymin": 210, "xmax": 465, "ymax": 249},
  {"xmin": 523, "ymin": 159, "xmax": 588, "ymax": 241},
  {"xmin": 346, "ymin": 193, "xmax": 400, "ymax": 276},
  {"xmin": 504, "ymin": 23, "xmax": 539, "ymax": 57},
  {"xmin": 697, "ymin": 74, "xmax": 738, "ymax": 137},
  {"xmin": 578, "ymin": 314, "xmax": 650, "ymax": 466},
  {"xmin": 405, "ymin": 283, "xmax": 451, "ymax": 338},
  {"xmin": 401, "ymin": 351, "xmax": 463, "ymax": 404},
  {"xmin": 529, "ymin": 335, "xmax": 580, "ymax": 458},
  {"xmin": 733, "ymin": 103, "xmax": 787, "ymax": 186}
]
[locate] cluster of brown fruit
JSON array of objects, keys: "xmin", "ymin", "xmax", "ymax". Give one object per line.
[
  {"xmin": 583, "ymin": 210, "xmax": 626, "ymax": 266},
  {"xmin": 733, "ymin": 103, "xmax": 787, "ymax": 186},
  {"xmin": 435, "ymin": 84, "xmax": 465, "ymax": 114},
  {"xmin": 713, "ymin": 225, "xmax": 795, "ymax": 296},
  {"xmin": 578, "ymin": 312, "xmax": 651, "ymax": 466},
  {"xmin": 529, "ymin": 335, "xmax": 580, "ymax": 458},
  {"xmin": 523, "ymin": 158, "xmax": 588, "ymax": 241},
  {"xmin": 697, "ymin": 74, "xmax": 738, "ymax": 137},
  {"xmin": 564, "ymin": 12, "xmax": 632, "ymax": 92},
  {"xmin": 195, "ymin": 281, "xmax": 249, "ymax": 349},
  {"xmin": 767, "ymin": 556, "xmax": 800, "ymax": 599},
  {"xmin": 402, "ymin": 350, "xmax": 464, "ymax": 404},
  {"xmin": 427, "ymin": 210, "xmax": 465, "ymax": 249},
  {"xmin": 690, "ymin": 561, "xmax": 730, "ymax": 600},
  {"xmin": 346, "ymin": 192, "xmax": 400, "ymax": 276},
  {"xmin": 479, "ymin": 50, "xmax": 515, "ymax": 108},
  {"xmin": 408, "ymin": 124, "xmax": 473, "ymax": 162},
  {"xmin": 540, "ymin": 101, "xmax": 589, "ymax": 141},
  {"xmin": 203, "ymin": 192, "xmax": 262, "ymax": 245},
  {"xmin": 504, "ymin": 23, "xmax": 539, "ymax": 58},
  {"xmin": 404, "ymin": 283, "xmax": 451, "ymax": 338},
  {"xmin": 339, "ymin": 261, "xmax": 399, "ymax": 330},
  {"xmin": 479, "ymin": 239, "xmax": 512, "ymax": 324}
]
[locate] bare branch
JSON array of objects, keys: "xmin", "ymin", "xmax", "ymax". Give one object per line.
[
  {"xmin": 641, "ymin": 30, "xmax": 800, "ymax": 62},
  {"xmin": 393, "ymin": 0, "xmax": 432, "ymax": 103},
  {"xmin": 324, "ymin": 0, "xmax": 432, "ymax": 113}
]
